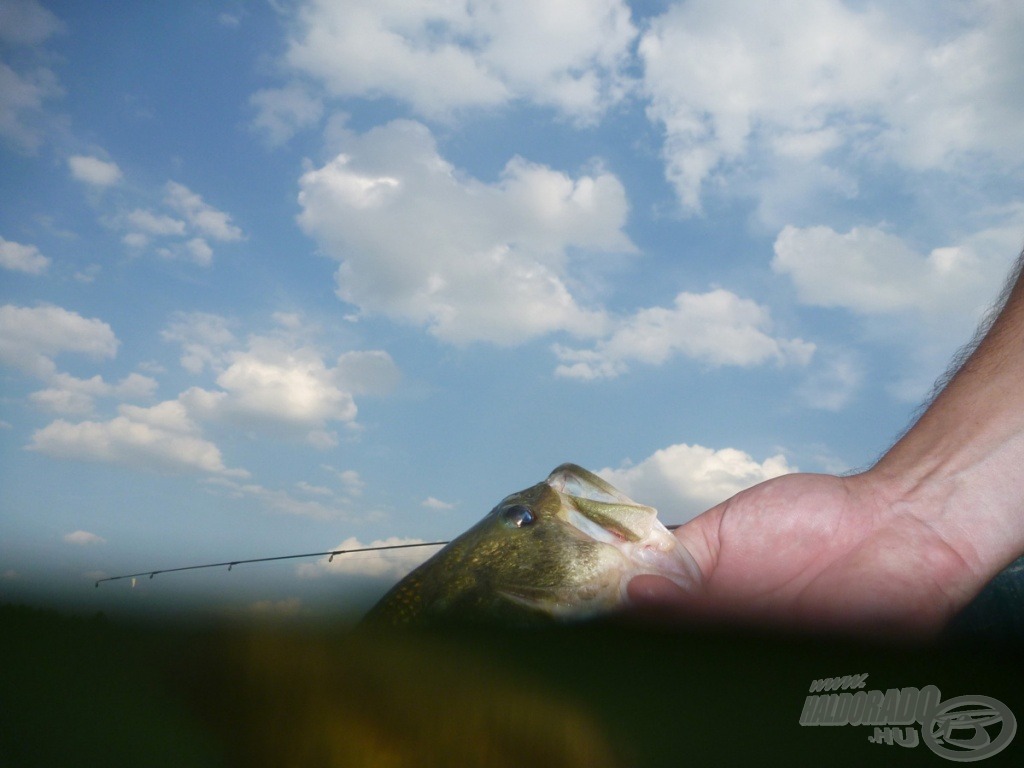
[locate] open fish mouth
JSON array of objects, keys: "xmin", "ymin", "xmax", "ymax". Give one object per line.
[{"xmin": 545, "ymin": 463, "xmax": 702, "ymax": 595}]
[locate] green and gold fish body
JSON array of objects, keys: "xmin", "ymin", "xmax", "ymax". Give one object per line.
[{"xmin": 364, "ymin": 464, "xmax": 700, "ymax": 626}]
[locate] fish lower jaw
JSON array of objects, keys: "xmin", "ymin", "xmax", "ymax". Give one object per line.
[
  {"xmin": 563, "ymin": 507, "xmax": 701, "ymax": 598},
  {"xmin": 617, "ymin": 540, "xmax": 702, "ymax": 598}
]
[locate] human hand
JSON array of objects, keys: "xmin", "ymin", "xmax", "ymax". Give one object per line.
[{"xmin": 628, "ymin": 472, "xmax": 981, "ymax": 638}]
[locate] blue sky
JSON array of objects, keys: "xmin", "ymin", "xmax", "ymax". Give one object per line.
[{"xmin": 2, "ymin": 0, "xmax": 1023, "ymax": 618}]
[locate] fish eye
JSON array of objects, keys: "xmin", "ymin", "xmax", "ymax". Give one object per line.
[{"xmin": 503, "ymin": 504, "xmax": 535, "ymax": 528}]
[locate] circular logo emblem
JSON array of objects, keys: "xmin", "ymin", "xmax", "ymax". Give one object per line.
[{"xmin": 922, "ymin": 695, "xmax": 1016, "ymax": 762}]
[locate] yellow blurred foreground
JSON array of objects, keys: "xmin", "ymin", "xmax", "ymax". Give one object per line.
[{"xmin": 2, "ymin": 604, "xmax": 1021, "ymax": 767}]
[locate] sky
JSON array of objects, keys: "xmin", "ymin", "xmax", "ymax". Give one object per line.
[{"xmin": 1, "ymin": 0, "xmax": 1023, "ymax": 619}]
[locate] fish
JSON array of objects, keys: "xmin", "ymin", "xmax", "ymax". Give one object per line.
[{"xmin": 363, "ymin": 463, "xmax": 700, "ymax": 626}]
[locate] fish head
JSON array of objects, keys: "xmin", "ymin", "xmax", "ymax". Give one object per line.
[
  {"xmin": 369, "ymin": 463, "xmax": 700, "ymax": 624},
  {"xmin": 489, "ymin": 462, "xmax": 701, "ymax": 618}
]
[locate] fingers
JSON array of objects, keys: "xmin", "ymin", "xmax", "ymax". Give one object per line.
[{"xmin": 628, "ymin": 573, "xmax": 692, "ymax": 604}]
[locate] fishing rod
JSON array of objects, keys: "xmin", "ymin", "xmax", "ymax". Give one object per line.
[
  {"xmin": 94, "ymin": 540, "xmax": 448, "ymax": 588},
  {"xmin": 94, "ymin": 524, "xmax": 684, "ymax": 588}
]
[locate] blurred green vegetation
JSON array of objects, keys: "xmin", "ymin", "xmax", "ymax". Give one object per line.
[{"xmin": 1, "ymin": 603, "xmax": 1021, "ymax": 767}]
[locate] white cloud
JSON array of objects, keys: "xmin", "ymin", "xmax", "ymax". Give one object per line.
[
  {"xmin": 796, "ymin": 350, "xmax": 864, "ymax": 412},
  {"xmin": 321, "ymin": 465, "xmax": 365, "ymax": 497},
  {"xmin": 333, "ymin": 350, "xmax": 400, "ymax": 396},
  {"xmin": 773, "ymin": 212, "xmax": 1024, "ymax": 403},
  {"xmin": 63, "ymin": 530, "xmax": 105, "ymax": 546},
  {"xmin": 282, "ymin": 0, "xmax": 636, "ymax": 122},
  {"xmin": 74, "ymin": 265, "xmax": 101, "ymax": 283},
  {"xmin": 163, "ymin": 316, "xmax": 399, "ymax": 443},
  {"xmin": 29, "ymin": 401, "xmax": 246, "ymax": 477},
  {"xmin": 0, "ymin": 2, "xmax": 64, "ymax": 150},
  {"xmin": 106, "ymin": 182, "xmax": 243, "ymax": 265},
  {"xmin": 339, "ymin": 469, "xmax": 364, "ymax": 496},
  {"xmin": 306, "ymin": 429, "xmax": 338, "ymax": 449},
  {"xmin": 772, "ymin": 219, "xmax": 1022, "ymax": 319},
  {"xmin": 118, "ymin": 399, "xmax": 196, "ymax": 434},
  {"xmin": 180, "ymin": 342, "xmax": 359, "ymax": 433},
  {"xmin": 29, "ymin": 371, "xmax": 157, "ymax": 415},
  {"xmin": 250, "ymin": 83, "xmax": 325, "ymax": 145},
  {"xmin": 422, "ymin": 496, "xmax": 455, "ymax": 511},
  {"xmin": 183, "ymin": 237, "xmax": 213, "ymax": 267},
  {"xmin": 0, "ymin": 236, "xmax": 50, "ymax": 274},
  {"xmin": 297, "ymin": 536, "xmax": 441, "ymax": 579},
  {"xmin": 217, "ymin": 11, "xmax": 244, "ymax": 30},
  {"xmin": 640, "ymin": 0, "xmax": 1024, "ymax": 213},
  {"xmin": 554, "ymin": 289, "xmax": 814, "ymax": 379},
  {"xmin": 204, "ymin": 476, "xmax": 351, "ymax": 519},
  {"xmin": 0, "ymin": 61, "xmax": 61, "ymax": 153},
  {"xmin": 599, "ymin": 443, "xmax": 796, "ymax": 522},
  {"xmin": 0, "ymin": 1, "xmax": 65, "ymax": 46},
  {"xmin": 164, "ymin": 181, "xmax": 244, "ymax": 242},
  {"xmin": 161, "ymin": 311, "xmax": 237, "ymax": 374},
  {"xmin": 0, "ymin": 304, "xmax": 118, "ymax": 377},
  {"xmin": 68, "ymin": 155, "xmax": 122, "ymax": 187},
  {"xmin": 125, "ymin": 209, "xmax": 186, "ymax": 237},
  {"xmin": 297, "ymin": 120, "xmax": 634, "ymax": 345},
  {"xmin": 296, "ymin": 481, "xmax": 333, "ymax": 497}
]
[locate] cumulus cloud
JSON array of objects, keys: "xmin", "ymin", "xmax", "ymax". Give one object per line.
[
  {"xmin": 0, "ymin": 304, "xmax": 118, "ymax": 377},
  {"xmin": 180, "ymin": 342, "xmax": 358, "ymax": 434},
  {"xmin": 123, "ymin": 209, "xmax": 186, "ymax": 238},
  {"xmin": 0, "ymin": 0, "xmax": 65, "ymax": 46},
  {"xmin": 795, "ymin": 350, "xmax": 864, "ymax": 412},
  {"xmin": 163, "ymin": 181, "xmax": 244, "ymax": 242},
  {"xmin": 297, "ymin": 536, "xmax": 442, "ymax": 579},
  {"xmin": 161, "ymin": 311, "xmax": 237, "ymax": 374},
  {"xmin": 182, "ymin": 237, "xmax": 213, "ymax": 267},
  {"xmin": 554, "ymin": 289, "xmax": 814, "ymax": 379},
  {"xmin": 63, "ymin": 530, "xmax": 105, "ymax": 546},
  {"xmin": 321, "ymin": 466, "xmax": 366, "ymax": 497},
  {"xmin": 296, "ymin": 481, "xmax": 333, "ymax": 497},
  {"xmin": 0, "ymin": 2, "xmax": 64, "ymax": 151},
  {"xmin": 163, "ymin": 313, "xmax": 399, "ymax": 443},
  {"xmin": 333, "ymin": 350, "xmax": 400, "ymax": 396},
  {"xmin": 0, "ymin": 61, "xmax": 62, "ymax": 153},
  {"xmin": 0, "ymin": 236, "xmax": 50, "ymax": 274},
  {"xmin": 107, "ymin": 181, "xmax": 243, "ymax": 265},
  {"xmin": 599, "ymin": 443, "xmax": 796, "ymax": 522},
  {"xmin": 639, "ymin": 0, "xmax": 1024, "ymax": 213},
  {"xmin": 280, "ymin": 0, "xmax": 636, "ymax": 123},
  {"xmin": 772, "ymin": 222, "xmax": 1021, "ymax": 320},
  {"xmin": 773, "ymin": 213, "xmax": 1024, "ymax": 403},
  {"xmin": 29, "ymin": 400, "xmax": 246, "ymax": 477},
  {"xmin": 29, "ymin": 371, "xmax": 156, "ymax": 416},
  {"xmin": 297, "ymin": 120, "xmax": 634, "ymax": 345},
  {"xmin": 250, "ymin": 83, "xmax": 324, "ymax": 145},
  {"xmin": 68, "ymin": 155, "xmax": 122, "ymax": 187}
]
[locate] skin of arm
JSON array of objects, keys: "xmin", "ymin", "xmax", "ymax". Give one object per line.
[{"xmin": 629, "ymin": 248, "xmax": 1024, "ymax": 638}]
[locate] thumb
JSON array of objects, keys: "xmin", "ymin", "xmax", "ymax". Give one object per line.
[{"xmin": 626, "ymin": 506, "xmax": 725, "ymax": 616}]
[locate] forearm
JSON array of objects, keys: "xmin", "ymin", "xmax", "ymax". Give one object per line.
[{"xmin": 870, "ymin": 248, "xmax": 1024, "ymax": 583}]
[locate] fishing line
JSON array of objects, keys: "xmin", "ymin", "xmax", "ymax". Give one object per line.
[{"xmin": 94, "ymin": 524, "xmax": 683, "ymax": 587}]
